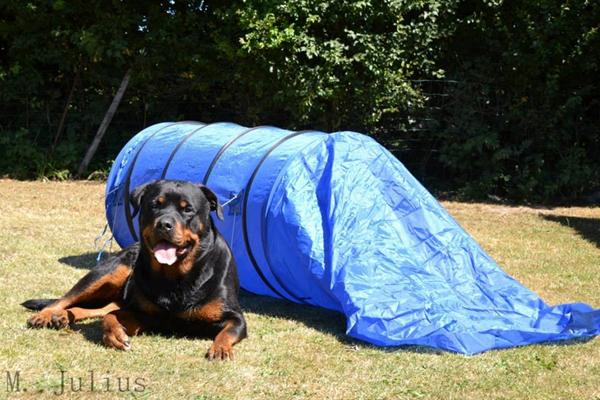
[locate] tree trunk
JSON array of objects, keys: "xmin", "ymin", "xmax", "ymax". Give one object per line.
[
  {"xmin": 77, "ymin": 68, "xmax": 132, "ymax": 177},
  {"xmin": 52, "ymin": 72, "xmax": 79, "ymax": 152}
]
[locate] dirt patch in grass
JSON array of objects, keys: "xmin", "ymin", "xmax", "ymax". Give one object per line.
[{"xmin": 1, "ymin": 180, "xmax": 599, "ymax": 399}]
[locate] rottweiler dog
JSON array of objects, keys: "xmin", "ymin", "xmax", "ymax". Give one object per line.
[{"xmin": 22, "ymin": 180, "xmax": 247, "ymax": 360}]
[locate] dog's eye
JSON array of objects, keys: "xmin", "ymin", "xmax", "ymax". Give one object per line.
[
  {"xmin": 183, "ymin": 206, "xmax": 194, "ymax": 213},
  {"xmin": 152, "ymin": 196, "xmax": 166, "ymax": 209}
]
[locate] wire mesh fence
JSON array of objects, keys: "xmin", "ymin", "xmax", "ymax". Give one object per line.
[{"xmin": 0, "ymin": 79, "xmax": 497, "ymax": 185}]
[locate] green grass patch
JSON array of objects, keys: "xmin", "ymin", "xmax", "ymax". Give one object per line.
[{"xmin": 0, "ymin": 180, "xmax": 599, "ymax": 399}]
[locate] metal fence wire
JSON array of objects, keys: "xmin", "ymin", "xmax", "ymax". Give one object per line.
[{"xmin": 0, "ymin": 79, "xmax": 500, "ymax": 184}]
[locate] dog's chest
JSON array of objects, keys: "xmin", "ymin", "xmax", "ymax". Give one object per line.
[
  {"xmin": 153, "ymin": 288, "xmax": 199, "ymax": 313},
  {"xmin": 131, "ymin": 272, "xmax": 209, "ymax": 314}
]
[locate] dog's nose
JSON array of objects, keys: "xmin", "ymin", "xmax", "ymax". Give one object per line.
[{"xmin": 157, "ymin": 219, "xmax": 174, "ymax": 232}]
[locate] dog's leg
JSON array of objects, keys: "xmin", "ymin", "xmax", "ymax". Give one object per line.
[
  {"xmin": 27, "ymin": 263, "xmax": 131, "ymax": 329},
  {"xmin": 102, "ymin": 310, "xmax": 145, "ymax": 351},
  {"xmin": 206, "ymin": 312, "xmax": 247, "ymax": 361},
  {"xmin": 65, "ymin": 302, "xmax": 121, "ymax": 323}
]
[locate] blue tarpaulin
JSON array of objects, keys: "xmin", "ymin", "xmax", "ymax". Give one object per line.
[{"xmin": 105, "ymin": 121, "xmax": 600, "ymax": 354}]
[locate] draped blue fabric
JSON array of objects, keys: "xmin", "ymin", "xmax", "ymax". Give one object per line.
[{"xmin": 105, "ymin": 121, "xmax": 600, "ymax": 354}]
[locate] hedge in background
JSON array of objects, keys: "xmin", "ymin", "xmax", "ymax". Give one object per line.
[
  {"xmin": 0, "ymin": 0, "xmax": 598, "ymax": 202},
  {"xmin": 436, "ymin": 0, "xmax": 600, "ymax": 201}
]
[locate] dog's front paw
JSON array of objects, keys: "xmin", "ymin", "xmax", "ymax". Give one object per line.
[
  {"xmin": 206, "ymin": 341, "xmax": 234, "ymax": 361},
  {"xmin": 102, "ymin": 322, "xmax": 131, "ymax": 351},
  {"xmin": 27, "ymin": 309, "xmax": 69, "ymax": 329}
]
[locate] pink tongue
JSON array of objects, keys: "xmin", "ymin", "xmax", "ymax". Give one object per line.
[{"xmin": 153, "ymin": 242, "xmax": 178, "ymax": 265}]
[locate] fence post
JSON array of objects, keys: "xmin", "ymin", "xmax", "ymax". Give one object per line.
[{"xmin": 77, "ymin": 68, "xmax": 132, "ymax": 177}]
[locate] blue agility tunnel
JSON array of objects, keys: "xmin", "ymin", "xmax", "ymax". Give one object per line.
[{"xmin": 105, "ymin": 121, "xmax": 600, "ymax": 354}]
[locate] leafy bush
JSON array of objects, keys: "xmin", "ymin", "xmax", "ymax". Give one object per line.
[
  {"xmin": 0, "ymin": 130, "xmax": 46, "ymax": 179},
  {"xmin": 0, "ymin": 129, "xmax": 83, "ymax": 180},
  {"xmin": 434, "ymin": 0, "xmax": 600, "ymax": 201},
  {"xmin": 0, "ymin": 0, "xmax": 598, "ymax": 202},
  {"xmin": 231, "ymin": 0, "xmax": 450, "ymax": 132}
]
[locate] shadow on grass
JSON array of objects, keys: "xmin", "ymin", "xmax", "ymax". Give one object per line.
[
  {"xmin": 59, "ymin": 252, "xmax": 116, "ymax": 270},
  {"xmin": 57, "ymin": 252, "xmax": 596, "ymax": 356},
  {"xmin": 69, "ymin": 296, "xmax": 442, "ymax": 356},
  {"xmin": 68, "ymin": 290, "xmax": 370, "ymax": 350},
  {"xmin": 56, "ymin": 286, "xmax": 436, "ymax": 355},
  {"xmin": 238, "ymin": 290, "xmax": 444, "ymax": 355},
  {"xmin": 239, "ymin": 289, "xmax": 347, "ymax": 339},
  {"xmin": 28, "ymin": 290, "xmax": 595, "ymax": 356},
  {"xmin": 74, "ymin": 320, "xmax": 104, "ymax": 344},
  {"xmin": 67, "ymin": 297, "xmax": 595, "ymax": 357},
  {"xmin": 56, "ymin": 253, "xmax": 437, "ymax": 354},
  {"xmin": 541, "ymin": 214, "xmax": 600, "ymax": 248},
  {"xmin": 538, "ymin": 336, "xmax": 595, "ymax": 348}
]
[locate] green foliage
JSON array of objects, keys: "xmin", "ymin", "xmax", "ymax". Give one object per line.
[
  {"xmin": 232, "ymin": 0, "xmax": 450, "ymax": 132},
  {"xmin": 0, "ymin": 0, "xmax": 598, "ymax": 201},
  {"xmin": 0, "ymin": 129, "xmax": 79, "ymax": 180},
  {"xmin": 0, "ymin": 130, "xmax": 46, "ymax": 179},
  {"xmin": 434, "ymin": 0, "xmax": 600, "ymax": 201}
]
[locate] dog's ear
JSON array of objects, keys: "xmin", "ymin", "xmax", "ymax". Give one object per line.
[
  {"xmin": 130, "ymin": 181, "xmax": 152, "ymax": 215},
  {"xmin": 199, "ymin": 185, "xmax": 224, "ymax": 221}
]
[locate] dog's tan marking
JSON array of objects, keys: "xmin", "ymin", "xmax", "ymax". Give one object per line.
[
  {"xmin": 27, "ymin": 264, "xmax": 131, "ymax": 329},
  {"xmin": 177, "ymin": 298, "xmax": 224, "ymax": 323},
  {"xmin": 66, "ymin": 302, "xmax": 121, "ymax": 322}
]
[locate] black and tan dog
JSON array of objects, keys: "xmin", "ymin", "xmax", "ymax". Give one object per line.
[{"xmin": 22, "ymin": 180, "xmax": 247, "ymax": 360}]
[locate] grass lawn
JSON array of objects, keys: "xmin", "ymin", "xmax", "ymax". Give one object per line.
[{"xmin": 0, "ymin": 179, "xmax": 599, "ymax": 399}]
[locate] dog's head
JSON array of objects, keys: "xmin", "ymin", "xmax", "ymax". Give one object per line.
[{"xmin": 130, "ymin": 180, "xmax": 223, "ymax": 269}]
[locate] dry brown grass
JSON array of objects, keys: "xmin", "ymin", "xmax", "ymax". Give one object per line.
[{"xmin": 0, "ymin": 180, "xmax": 599, "ymax": 399}]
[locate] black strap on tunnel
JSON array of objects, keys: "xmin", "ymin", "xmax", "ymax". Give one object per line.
[
  {"xmin": 241, "ymin": 131, "xmax": 312, "ymax": 301},
  {"xmin": 160, "ymin": 123, "xmax": 212, "ymax": 179},
  {"xmin": 123, "ymin": 122, "xmax": 199, "ymax": 241},
  {"xmin": 201, "ymin": 126, "xmax": 269, "ymax": 185},
  {"xmin": 197, "ymin": 126, "xmax": 309, "ymax": 301}
]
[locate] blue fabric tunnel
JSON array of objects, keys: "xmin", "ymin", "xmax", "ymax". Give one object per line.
[{"xmin": 105, "ymin": 121, "xmax": 600, "ymax": 354}]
